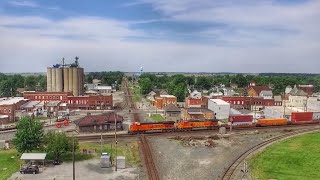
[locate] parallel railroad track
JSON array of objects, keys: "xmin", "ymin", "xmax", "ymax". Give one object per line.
[
  {"xmin": 221, "ymin": 126, "xmax": 320, "ymax": 180},
  {"xmin": 140, "ymin": 135, "xmax": 160, "ymax": 180}
]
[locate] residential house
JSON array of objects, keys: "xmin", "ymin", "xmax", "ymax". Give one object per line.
[
  {"xmin": 246, "ymin": 86, "xmax": 272, "ymax": 97},
  {"xmin": 297, "ymin": 85, "xmax": 314, "ymax": 96},
  {"xmin": 163, "ymin": 104, "xmax": 181, "ymax": 122},
  {"xmin": 222, "ymin": 87, "xmax": 236, "ymax": 96},
  {"xmin": 182, "ymin": 108, "xmax": 214, "ymax": 120},
  {"xmin": 259, "ymin": 90, "xmax": 273, "ymax": 99},
  {"xmin": 190, "ymin": 90, "xmax": 202, "ymax": 99}
]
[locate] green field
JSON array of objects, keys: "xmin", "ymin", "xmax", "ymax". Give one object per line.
[
  {"xmin": 0, "ymin": 149, "xmax": 21, "ymax": 180},
  {"xmin": 149, "ymin": 114, "xmax": 165, "ymax": 122},
  {"xmin": 249, "ymin": 132, "xmax": 320, "ymax": 180},
  {"xmin": 79, "ymin": 141, "xmax": 141, "ymax": 166}
]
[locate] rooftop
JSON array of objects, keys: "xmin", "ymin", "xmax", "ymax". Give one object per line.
[
  {"xmin": 164, "ymin": 104, "xmax": 181, "ymax": 112},
  {"xmin": 0, "ymin": 97, "xmax": 25, "ymax": 105},
  {"xmin": 209, "ymin": 99, "xmax": 229, "ymax": 105},
  {"xmin": 20, "ymin": 153, "xmax": 47, "ymax": 160},
  {"xmin": 21, "ymin": 101, "xmax": 40, "ymax": 109},
  {"xmin": 95, "ymin": 86, "xmax": 112, "ymax": 90},
  {"xmin": 160, "ymin": 95, "xmax": 176, "ymax": 98},
  {"xmin": 74, "ymin": 112, "xmax": 123, "ymax": 126},
  {"xmin": 187, "ymin": 108, "xmax": 213, "ymax": 113}
]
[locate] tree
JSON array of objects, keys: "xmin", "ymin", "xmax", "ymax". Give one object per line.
[
  {"xmin": 45, "ymin": 131, "xmax": 78, "ymax": 161},
  {"xmin": 173, "ymin": 83, "xmax": 187, "ymax": 102},
  {"xmin": 13, "ymin": 117, "xmax": 44, "ymax": 153},
  {"xmin": 139, "ymin": 78, "xmax": 153, "ymax": 94}
]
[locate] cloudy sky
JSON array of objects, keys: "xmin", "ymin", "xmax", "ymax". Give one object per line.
[{"xmin": 0, "ymin": 0, "xmax": 319, "ymax": 73}]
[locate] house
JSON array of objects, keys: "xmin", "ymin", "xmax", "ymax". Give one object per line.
[
  {"xmin": 190, "ymin": 90, "xmax": 202, "ymax": 99},
  {"xmin": 222, "ymin": 87, "xmax": 236, "ymax": 96},
  {"xmin": 208, "ymin": 99, "xmax": 230, "ymax": 120},
  {"xmin": 289, "ymin": 85, "xmax": 308, "ymax": 96},
  {"xmin": 259, "ymin": 90, "xmax": 273, "ymax": 99},
  {"xmin": 285, "ymin": 85, "xmax": 292, "ymax": 94},
  {"xmin": 182, "ymin": 108, "xmax": 214, "ymax": 120},
  {"xmin": 246, "ymin": 86, "xmax": 272, "ymax": 97},
  {"xmin": 163, "ymin": 104, "xmax": 181, "ymax": 122},
  {"xmin": 146, "ymin": 91, "xmax": 156, "ymax": 101},
  {"xmin": 230, "ymin": 83, "xmax": 238, "ymax": 89},
  {"xmin": 152, "ymin": 95, "xmax": 177, "ymax": 109},
  {"xmin": 74, "ymin": 112, "xmax": 123, "ymax": 133},
  {"xmin": 297, "ymin": 85, "xmax": 314, "ymax": 96},
  {"xmin": 286, "ymin": 95, "xmax": 307, "ymax": 107}
]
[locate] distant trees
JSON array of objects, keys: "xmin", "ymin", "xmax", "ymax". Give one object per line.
[
  {"xmin": 0, "ymin": 74, "xmax": 46, "ymax": 97},
  {"xmin": 86, "ymin": 71, "xmax": 124, "ymax": 90},
  {"xmin": 137, "ymin": 73, "xmax": 320, "ymax": 97},
  {"xmin": 13, "ymin": 117, "xmax": 44, "ymax": 153}
]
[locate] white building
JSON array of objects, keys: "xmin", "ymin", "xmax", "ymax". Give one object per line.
[
  {"xmin": 287, "ymin": 95, "xmax": 307, "ymax": 107},
  {"xmin": 307, "ymin": 97, "xmax": 320, "ymax": 111},
  {"xmin": 208, "ymin": 99, "xmax": 230, "ymax": 120}
]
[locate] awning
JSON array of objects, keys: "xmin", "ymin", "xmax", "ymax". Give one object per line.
[{"xmin": 20, "ymin": 153, "xmax": 47, "ymax": 160}]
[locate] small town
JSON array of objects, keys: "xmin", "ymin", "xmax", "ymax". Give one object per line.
[{"xmin": 1, "ymin": 1, "xmax": 320, "ymax": 180}]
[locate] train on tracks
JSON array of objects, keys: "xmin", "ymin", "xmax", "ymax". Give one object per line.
[{"xmin": 128, "ymin": 112, "xmax": 320, "ymax": 134}]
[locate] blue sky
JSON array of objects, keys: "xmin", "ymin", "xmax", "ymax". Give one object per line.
[{"xmin": 0, "ymin": 0, "xmax": 319, "ymax": 73}]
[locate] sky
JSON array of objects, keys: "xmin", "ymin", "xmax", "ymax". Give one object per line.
[{"xmin": 0, "ymin": 0, "xmax": 319, "ymax": 73}]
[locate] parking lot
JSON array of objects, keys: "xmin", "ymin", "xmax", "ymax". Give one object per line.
[{"xmin": 10, "ymin": 159, "xmax": 140, "ymax": 180}]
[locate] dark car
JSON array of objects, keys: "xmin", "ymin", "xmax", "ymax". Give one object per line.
[
  {"xmin": 53, "ymin": 159, "xmax": 61, "ymax": 165},
  {"xmin": 20, "ymin": 165, "xmax": 39, "ymax": 174}
]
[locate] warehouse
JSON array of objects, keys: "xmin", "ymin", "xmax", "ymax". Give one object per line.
[{"xmin": 208, "ymin": 99, "xmax": 230, "ymax": 120}]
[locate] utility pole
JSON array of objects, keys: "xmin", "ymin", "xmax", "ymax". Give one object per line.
[
  {"xmin": 72, "ymin": 135, "xmax": 75, "ymax": 180},
  {"xmin": 114, "ymin": 112, "xmax": 117, "ymax": 172},
  {"xmin": 100, "ymin": 132, "xmax": 103, "ymax": 155}
]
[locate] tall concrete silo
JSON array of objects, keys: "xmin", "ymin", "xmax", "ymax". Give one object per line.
[
  {"xmin": 63, "ymin": 68, "xmax": 69, "ymax": 92},
  {"xmin": 78, "ymin": 68, "xmax": 84, "ymax": 95},
  {"xmin": 56, "ymin": 68, "xmax": 63, "ymax": 92},
  {"xmin": 51, "ymin": 68, "xmax": 57, "ymax": 92},
  {"xmin": 68, "ymin": 67, "xmax": 73, "ymax": 92},
  {"xmin": 72, "ymin": 67, "xmax": 79, "ymax": 96},
  {"xmin": 47, "ymin": 67, "xmax": 52, "ymax": 92}
]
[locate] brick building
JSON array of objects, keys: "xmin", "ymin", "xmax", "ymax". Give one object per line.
[
  {"xmin": 23, "ymin": 92, "xmax": 72, "ymax": 103},
  {"xmin": 0, "ymin": 97, "xmax": 27, "ymax": 123},
  {"xmin": 67, "ymin": 95, "xmax": 113, "ymax": 110},
  {"xmin": 182, "ymin": 108, "xmax": 214, "ymax": 120},
  {"xmin": 23, "ymin": 91, "xmax": 113, "ymax": 110},
  {"xmin": 152, "ymin": 95, "xmax": 177, "ymax": 109}
]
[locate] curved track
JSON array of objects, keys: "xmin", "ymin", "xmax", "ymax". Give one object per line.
[{"xmin": 221, "ymin": 127, "xmax": 320, "ymax": 180}]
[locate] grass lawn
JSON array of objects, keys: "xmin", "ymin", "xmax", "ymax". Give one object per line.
[
  {"xmin": 150, "ymin": 114, "xmax": 165, "ymax": 122},
  {"xmin": 132, "ymin": 86, "xmax": 142, "ymax": 103},
  {"xmin": 249, "ymin": 132, "xmax": 320, "ymax": 180},
  {"xmin": 79, "ymin": 141, "xmax": 140, "ymax": 166},
  {"xmin": 0, "ymin": 149, "xmax": 21, "ymax": 180}
]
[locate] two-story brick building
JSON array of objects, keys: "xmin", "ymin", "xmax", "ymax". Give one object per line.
[
  {"xmin": 0, "ymin": 97, "xmax": 27, "ymax": 123},
  {"xmin": 152, "ymin": 95, "xmax": 177, "ymax": 109}
]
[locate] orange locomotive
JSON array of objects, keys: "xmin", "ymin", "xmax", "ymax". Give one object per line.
[
  {"xmin": 129, "ymin": 120, "xmax": 219, "ymax": 134},
  {"xmin": 177, "ymin": 120, "xmax": 218, "ymax": 130},
  {"xmin": 129, "ymin": 121, "xmax": 175, "ymax": 134}
]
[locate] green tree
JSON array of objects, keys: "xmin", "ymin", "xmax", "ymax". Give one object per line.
[
  {"xmin": 45, "ymin": 131, "xmax": 78, "ymax": 161},
  {"xmin": 24, "ymin": 75, "xmax": 37, "ymax": 91},
  {"xmin": 13, "ymin": 117, "xmax": 44, "ymax": 153},
  {"xmin": 139, "ymin": 78, "xmax": 153, "ymax": 94},
  {"xmin": 172, "ymin": 83, "xmax": 187, "ymax": 102}
]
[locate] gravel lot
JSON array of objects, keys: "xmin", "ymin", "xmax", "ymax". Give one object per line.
[
  {"xmin": 150, "ymin": 129, "xmax": 290, "ymax": 180},
  {"xmin": 10, "ymin": 159, "xmax": 140, "ymax": 180}
]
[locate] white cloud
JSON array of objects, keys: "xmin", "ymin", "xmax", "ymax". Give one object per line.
[
  {"xmin": 8, "ymin": 0, "xmax": 39, "ymax": 8},
  {"xmin": 0, "ymin": 1, "xmax": 320, "ymax": 73}
]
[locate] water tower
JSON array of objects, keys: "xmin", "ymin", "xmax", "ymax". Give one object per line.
[{"xmin": 139, "ymin": 67, "xmax": 144, "ymax": 76}]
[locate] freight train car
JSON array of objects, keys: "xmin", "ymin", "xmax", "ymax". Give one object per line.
[
  {"xmin": 291, "ymin": 112, "xmax": 313, "ymax": 124},
  {"xmin": 256, "ymin": 118, "xmax": 288, "ymax": 126},
  {"xmin": 229, "ymin": 115, "xmax": 254, "ymax": 127},
  {"xmin": 128, "ymin": 121, "xmax": 175, "ymax": 134},
  {"xmin": 176, "ymin": 120, "xmax": 218, "ymax": 130}
]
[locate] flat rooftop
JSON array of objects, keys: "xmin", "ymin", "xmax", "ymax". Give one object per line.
[
  {"xmin": 209, "ymin": 99, "xmax": 229, "ymax": 105},
  {"xmin": 0, "ymin": 97, "xmax": 25, "ymax": 105}
]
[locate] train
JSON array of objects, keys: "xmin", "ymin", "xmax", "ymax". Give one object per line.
[{"xmin": 129, "ymin": 112, "xmax": 320, "ymax": 134}]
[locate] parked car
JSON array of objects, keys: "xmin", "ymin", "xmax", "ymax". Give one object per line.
[
  {"xmin": 20, "ymin": 165, "xmax": 39, "ymax": 174},
  {"xmin": 53, "ymin": 159, "xmax": 61, "ymax": 165}
]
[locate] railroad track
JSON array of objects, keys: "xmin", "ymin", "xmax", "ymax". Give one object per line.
[
  {"xmin": 221, "ymin": 126, "xmax": 320, "ymax": 180},
  {"xmin": 122, "ymin": 77, "xmax": 140, "ymax": 122},
  {"xmin": 140, "ymin": 135, "xmax": 160, "ymax": 180}
]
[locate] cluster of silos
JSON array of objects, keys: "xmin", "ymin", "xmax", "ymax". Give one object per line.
[{"xmin": 47, "ymin": 67, "xmax": 84, "ymax": 96}]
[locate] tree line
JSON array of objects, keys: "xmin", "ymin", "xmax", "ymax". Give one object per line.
[
  {"xmin": 138, "ymin": 73, "xmax": 320, "ymax": 101},
  {"xmin": 0, "ymin": 73, "xmax": 46, "ymax": 97}
]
